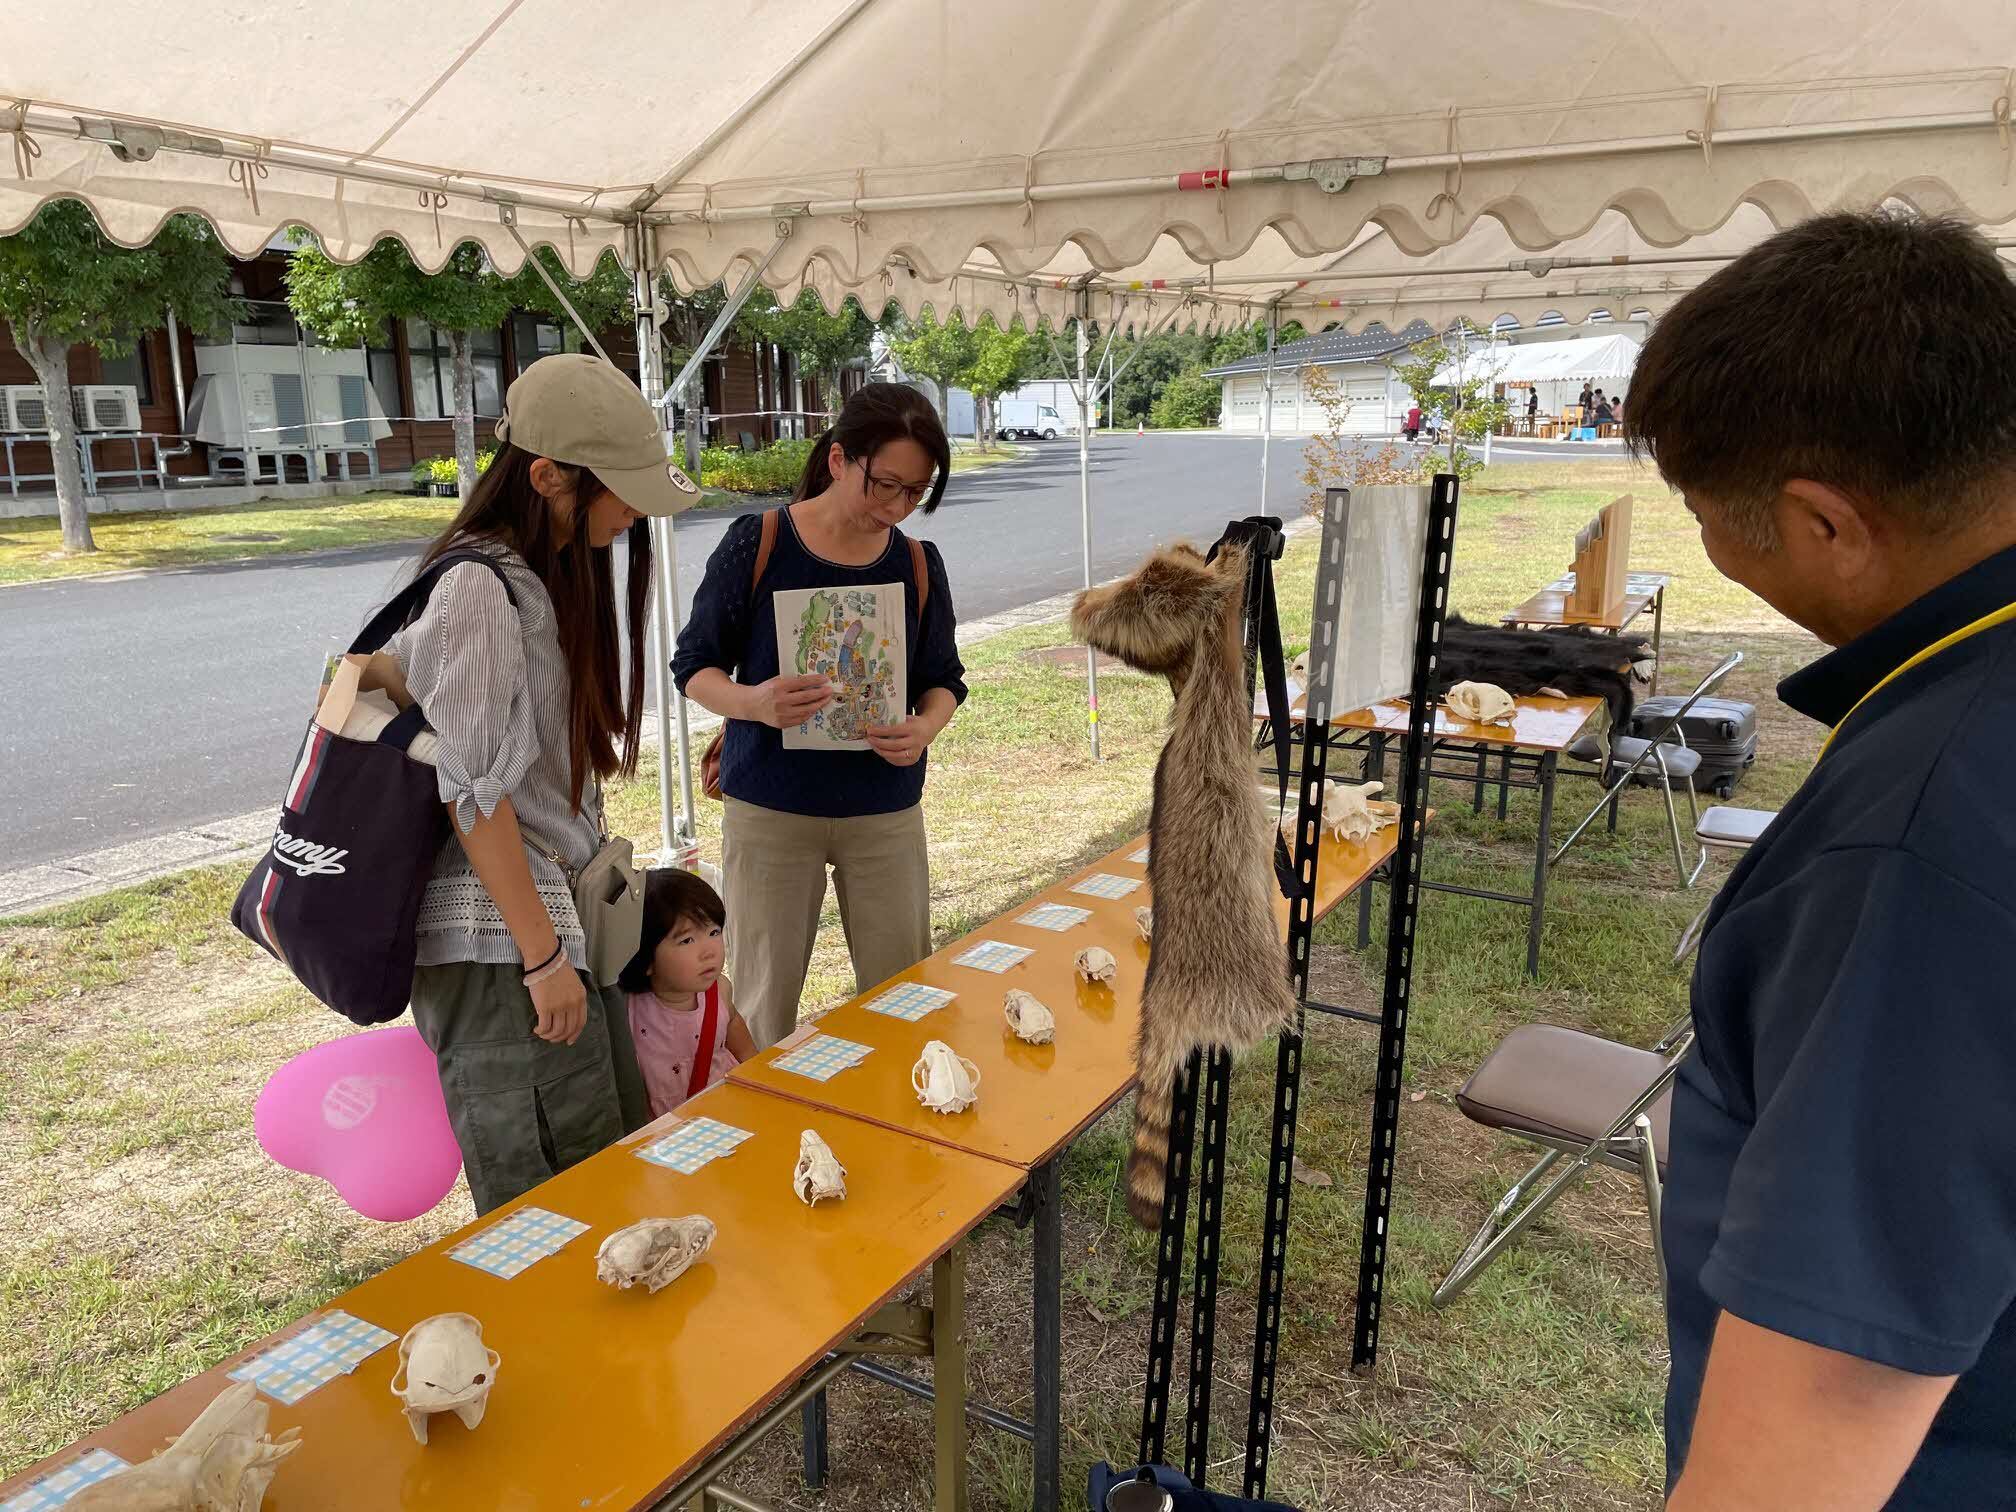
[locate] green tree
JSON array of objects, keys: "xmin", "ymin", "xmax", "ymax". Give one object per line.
[
  {"xmin": 963, "ymin": 319, "xmax": 1043, "ymax": 449},
  {"xmin": 1208, "ymin": 316, "xmax": 1307, "ymax": 367},
  {"xmin": 0, "ymin": 201, "xmax": 237, "ymax": 551},
  {"xmin": 288, "ymin": 239, "xmax": 523, "ymax": 501},
  {"xmin": 746, "ymin": 289, "xmax": 877, "ymax": 419},
  {"xmin": 883, "ymin": 311, "xmax": 978, "ymax": 426},
  {"xmin": 501, "ymin": 248, "xmax": 635, "ymax": 355},
  {"xmin": 1391, "ymin": 325, "xmax": 1508, "ymax": 481},
  {"xmin": 1106, "ymin": 329, "xmax": 1213, "ymax": 427},
  {"xmin": 1146, "ymin": 363, "xmax": 1222, "ymax": 429}
]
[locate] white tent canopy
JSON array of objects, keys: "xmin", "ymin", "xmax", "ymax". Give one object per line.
[
  {"xmin": 1434, "ymin": 332, "xmax": 1642, "ymax": 388},
  {"xmin": 8, "ymin": 0, "xmax": 2015, "ymax": 297}
]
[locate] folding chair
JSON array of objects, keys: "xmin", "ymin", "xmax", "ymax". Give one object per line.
[
  {"xmin": 1673, "ymin": 805, "xmax": 1777, "ymax": 962},
  {"xmin": 1552, "ymin": 651, "xmax": 1745, "ymax": 888},
  {"xmin": 1433, "ymin": 1015, "xmax": 1693, "ymax": 1310}
]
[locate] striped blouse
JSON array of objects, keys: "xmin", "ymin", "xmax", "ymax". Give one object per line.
[{"xmin": 385, "ymin": 540, "xmax": 602, "ymax": 970}]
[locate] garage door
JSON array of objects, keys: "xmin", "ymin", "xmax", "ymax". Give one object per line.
[
  {"xmin": 1343, "ymin": 378, "xmax": 1388, "ymax": 435},
  {"xmin": 1219, "ymin": 374, "xmax": 1263, "ymax": 431}
]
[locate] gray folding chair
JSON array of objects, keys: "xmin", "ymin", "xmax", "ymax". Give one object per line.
[
  {"xmin": 1553, "ymin": 651, "xmax": 1746, "ymax": 888},
  {"xmin": 1673, "ymin": 805, "xmax": 1777, "ymax": 962},
  {"xmin": 1433, "ymin": 1014, "xmax": 1693, "ymax": 1310}
]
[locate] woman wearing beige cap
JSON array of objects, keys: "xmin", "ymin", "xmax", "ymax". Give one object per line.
[{"xmin": 371, "ymin": 354, "xmax": 695, "ymax": 1213}]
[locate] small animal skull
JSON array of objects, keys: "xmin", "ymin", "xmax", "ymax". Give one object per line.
[
  {"xmin": 1134, "ymin": 906, "xmax": 1153, "ymax": 942},
  {"xmin": 1445, "ymin": 680, "xmax": 1517, "ymax": 725},
  {"xmin": 912, "ymin": 1040, "xmax": 981, "ymax": 1113},
  {"xmin": 1003, "ymin": 989, "xmax": 1056, "ymax": 1045},
  {"xmin": 793, "ymin": 1130, "xmax": 847, "ymax": 1205},
  {"xmin": 1325, "ymin": 779, "xmax": 1394, "ymax": 844},
  {"xmin": 1075, "ymin": 946, "xmax": 1118, "ymax": 984},
  {"xmin": 596, "ymin": 1217, "xmax": 716, "ymax": 1294},
  {"xmin": 391, "ymin": 1313, "xmax": 499, "ymax": 1445},
  {"xmin": 66, "ymin": 1382, "xmax": 300, "ymax": 1511}
]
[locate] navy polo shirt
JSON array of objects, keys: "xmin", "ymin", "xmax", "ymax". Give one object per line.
[
  {"xmin": 671, "ymin": 509, "xmax": 967, "ymax": 818},
  {"xmin": 1664, "ymin": 542, "xmax": 2016, "ymax": 1506}
]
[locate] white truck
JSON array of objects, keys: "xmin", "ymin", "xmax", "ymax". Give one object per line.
[{"xmin": 994, "ymin": 398, "xmax": 1075, "ymax": 440}]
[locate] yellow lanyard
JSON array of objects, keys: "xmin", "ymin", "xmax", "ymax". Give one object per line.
[{"xmin": 1817, "ymin": 600, "xmax": 2016, "ymax": 761}]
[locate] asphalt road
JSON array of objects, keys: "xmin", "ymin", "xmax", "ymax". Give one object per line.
[{"xmin": 2, "ymin": 433, "xmax": 1356, "ymax": 870}]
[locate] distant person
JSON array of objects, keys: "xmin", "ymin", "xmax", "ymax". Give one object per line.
[
  {"xmin": 1594, "ymin": 395, "xmax": 1616, "ymax": 425},
  {"xmin": 1527, "ymin": 388, "xmax": 1540, "ymax": 421},
  {"xmin": 1632, "ymin": 212, "xmax": 2016, "ymax": 1510},
  {"xmin": 1404, "ymin": 405, "xmax": 1423, "ymax": 441},
  {"xmin": 1579, "ymin": 381, "xmax": 1594, "ymax": 414}
]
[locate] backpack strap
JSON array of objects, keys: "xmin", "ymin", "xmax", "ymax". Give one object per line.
[
  {"xmin": 347, "ymin": 549, "xmax": 519, "ymax": 656},
  {"xmin": 750, "ymin": 508, "xmax": 782, "ymax": 596},
  {"xmin": 907, "ymin": 534, "xmax": 930, "ymax": 615}
]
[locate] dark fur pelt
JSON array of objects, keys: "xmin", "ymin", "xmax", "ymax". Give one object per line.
[
  {"xmin": 1071, "ymin": 542, "xmax": 1298, "ymax": 1231},
  {"xmin": 1435, "ymin": 617, "xmax": 1650, "ymax": 725}
]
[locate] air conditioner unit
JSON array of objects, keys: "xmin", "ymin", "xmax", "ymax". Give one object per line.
[
  {"xmin": 1, "ymin": 385, "xmax": 51, "ymax": 433},
  {"xmin": 72, "ymin": 385, "xmax": 142, "ymax": 432}
]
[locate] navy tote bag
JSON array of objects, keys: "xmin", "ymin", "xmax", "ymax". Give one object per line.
[{"xmin": 232, "ymin": 551, "xmax": 515, "ymax": 1025}]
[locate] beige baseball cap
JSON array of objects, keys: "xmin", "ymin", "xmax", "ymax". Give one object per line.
[{"xmin": 492, "ymin": 353, "xmax": 699, "ymax": 517}]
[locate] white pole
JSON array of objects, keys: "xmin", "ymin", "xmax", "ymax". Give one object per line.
[
  {"xmin": 1257, "ymin": 304, "xmax": 1279, "ymax": 511},
  {"xmin": 1076, "ymin": 314, "xmax": 1100, "ymax": 760},
  {"xmin": 633, "ymin": 232, "xmax": 697, "ymax": 861},
  {"xmin": 1482, "ymin": 323, "xmax": 1497, "ymax": 467}
]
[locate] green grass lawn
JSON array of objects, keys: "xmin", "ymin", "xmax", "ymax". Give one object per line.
[{"xmin": 1, "ymin": 463, "xmax": 1817, "ymax": 1507}]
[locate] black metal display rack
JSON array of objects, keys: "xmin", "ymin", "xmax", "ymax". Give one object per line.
[{"xmin": 1136, "ymin": 478, "xmax": 1462, "ymax": 1499}]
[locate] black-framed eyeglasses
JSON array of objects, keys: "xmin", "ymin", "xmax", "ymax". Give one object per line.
[{"xmin": 861, "ymin": 462, "xmax": 934, "ymax": 508}]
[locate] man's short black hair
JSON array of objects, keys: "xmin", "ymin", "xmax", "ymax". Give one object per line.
[{"xmin": 1625, "ymin": 212, "xmax": 2016, "ymax": 547}]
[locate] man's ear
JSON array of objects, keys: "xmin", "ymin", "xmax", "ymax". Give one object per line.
[{"xmin": 1777, "ymin": 479, "xmax": 1877, "ymax": 571}]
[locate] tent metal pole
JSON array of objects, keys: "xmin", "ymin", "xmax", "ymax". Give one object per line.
[
  {"xmin": 1075, "ymin": 312, "xmax": 1100, "ymax": 760},
  {"xmin": 662, "ymin": 232, "xmax": 793, "ymax": 418},
  {"xmin": 500, "ymin": 217, "xmax": 615, "ymax": 364},
  {"xmin": 1257, "ymin": 303, "xmax": 1279, "ymax": 509},
  {"xmin": 632, "ymin": 222, "xmax": 696, "ymax": 859},
  {"xmin": 1094, "ymin": 298, "xmax": 1188, "ymax": 405}
]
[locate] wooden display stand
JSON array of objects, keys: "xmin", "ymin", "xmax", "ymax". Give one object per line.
[{"xmin": 1567, "ymin": 495, "xmax": 1633, "ymax": 620}]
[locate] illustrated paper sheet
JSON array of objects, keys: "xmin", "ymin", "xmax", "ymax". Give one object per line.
[{"xmin": 774, "ymin": 583, "xmax": 907, "ymax": 750}]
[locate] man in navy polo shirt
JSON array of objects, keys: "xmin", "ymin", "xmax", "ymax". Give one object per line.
[{"xmin": 1626, "ymin": 213, "xmax": 2016, "ymax": 1509}]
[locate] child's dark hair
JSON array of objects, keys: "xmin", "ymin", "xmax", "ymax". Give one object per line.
[
  {"xmin": 618, "ymin": 868, "xmax": 727, "ymax": 993},
  {"xmin": 794, "ymin": 381, "xmax": 952, "ymax": 512}
]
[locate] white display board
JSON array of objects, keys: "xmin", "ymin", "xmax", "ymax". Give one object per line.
[{"xmin": 1321, "ymin": 484, "xmax": 1432, "ymax": 716}]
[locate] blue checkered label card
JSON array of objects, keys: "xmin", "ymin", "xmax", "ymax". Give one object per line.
[
  {"xmin": 866, "ymin": 982, "xmax": 957, "ymax": 1022},
  {"xmin": 772, "ymin": 1034, "xmax": 873, "ymax": 1082},
  {"xmin": 1130, "ymin": 846, "xmax": 1151, "ymax": 863},
  {"xmin": 227, "ymin": 1309, "xmax": 397, "ymax": 1405},
  {"xmin": 1070, "ymin": 872, "xmax": 1143, "ymax": 900},
  {"xmin": 1, "ymin": 1450, "xmax": 131, "ymax": 1511},
  {"xmin": 448, "ymin": 1205, "xmax": 590, "ymax": 1280},
  {"xmin": 635, "ymin": 1116, "xmax": 756, "ymax": 1175},
  {"xmin": 952, "ymin": 940, "xmax": 1034, "ymax": 973},
  {"xmin": 1017, "ymin": 903, "xmax": 1092, "ymax": 932}
]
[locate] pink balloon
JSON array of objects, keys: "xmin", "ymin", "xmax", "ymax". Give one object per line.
[{"xmin": 255, "ymin": 1027, "xmax": 462, "ymax": 1222}]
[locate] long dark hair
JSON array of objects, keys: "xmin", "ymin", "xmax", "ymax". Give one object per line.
[
  {"xmin": 794, "ymin": 381, "xmax": 953, "ymax": 512},
  {"xmin": 417, "ymin": 443, "xmax": 651, "ymax": 812}
]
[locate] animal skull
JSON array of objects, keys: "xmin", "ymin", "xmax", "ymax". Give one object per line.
[
  {"xmin": 793, "ymin": 1131, "xmax": 848, "ymax": 1205},
  {"xmin": 1003, "ymin": 989, "xmax": 1056, "ymax": 1045},
  {"xmin": 1134, "ymin": 906, "xmax": 1153, "ymax": 942},
  {"xmin": 1444, "ymin": 680, "xmax": 1517, "ymax": 725},
  {"xmin": 65, "ymin": 1382, "xmax": 301, "ymax": 1511},
  {"xmin": 391, "ymin": 1313, "xmax": 499, "ymax": 1445},
  {"xmin": 1075, "ymin": 946, "xmax": 1118, "ymax": 984},
  {"xmin": 596, "ymin": 1217, "xmax": 716, "ymax": 1294},
  {"xmin": 911, "ymin": 1040, "xmax": 981, "ymax": 1113}
]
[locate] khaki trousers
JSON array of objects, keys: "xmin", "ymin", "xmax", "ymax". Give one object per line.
[{"xmin": 722, "ymin": 797, "xmax": 932, "ymax": 1048}]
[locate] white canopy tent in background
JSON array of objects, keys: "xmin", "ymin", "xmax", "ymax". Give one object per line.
[
  {"xmin": 1433, "ymin": 330, "xmax": 1643, "ymax": 390},
  {"xmin": 9, "ymin": 0, "xmax": 2016, "ymax": 855}
]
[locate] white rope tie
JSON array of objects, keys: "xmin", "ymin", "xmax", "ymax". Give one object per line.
[{"xmin": 6, "ymin": 100, "xmax": 41, "ymax": 180}]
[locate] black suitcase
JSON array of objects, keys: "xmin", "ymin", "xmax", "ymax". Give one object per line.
[{"xmin": 1626, "ymin": 696, "xmax": 1759, "ymax": 798}]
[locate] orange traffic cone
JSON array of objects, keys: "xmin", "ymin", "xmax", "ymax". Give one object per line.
[{"xmin": 1135, "ymin": 419, "xmax": 1145, "ymax": 437}]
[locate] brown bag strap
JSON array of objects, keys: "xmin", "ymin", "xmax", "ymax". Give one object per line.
[
  {"xmin": 907, "ymin": 534, "xmax": 930, "ymax": 615},
  {"xmin": 751, "ymin": 507, "xmax": 781, "ymax": 595}
]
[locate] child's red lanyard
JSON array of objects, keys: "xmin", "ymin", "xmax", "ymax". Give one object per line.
[
  {"xmin": 686, "ymin": 982, "xmax": 721, "ymax": 1102},
  {"xmin": 1818, "ymin": 601, "xmax": 2016, "ymax": 762}
]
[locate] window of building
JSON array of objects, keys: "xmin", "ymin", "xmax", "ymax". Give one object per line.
[
  {"xmin": 366, "ymin": 320, "xmax": 403, "ymax": 422},
  {"xmin": 405, "ymin": 319, "xmax": 505, "ymax": 421},
  {"xmin": 98, "ymin": 342, "xmax": 155, "ymax": 406}
]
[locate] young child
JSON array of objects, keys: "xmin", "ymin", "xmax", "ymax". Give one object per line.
[{"xmin": 620, "ymin": 869, "xmax": 758, "ymax": 1118}]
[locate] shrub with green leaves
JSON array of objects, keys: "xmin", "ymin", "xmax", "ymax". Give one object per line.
[{"xmin": 699, "ymin": 438, "xmax": 815, "ymax": 493}]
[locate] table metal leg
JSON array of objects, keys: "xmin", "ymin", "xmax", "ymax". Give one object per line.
[
  {"xmin": 1031, "ymin": 1160, "xmax": 1060, "ymax": 1512},
  {"xmin": 1650, "ymin": 589, "xmax": 1666, "ymax": 697},
  {"xmin": 1527, "ymin": 753, "xmax": 1558, "ymax": 978},
  {"xmin": 1363, "ymin": 730, "xmax": 1386, "ymax": 788},
  {"xmin": 937, "ymin": 1244, "xmax": 970, "ymax": 1512},
  {"xmin": 1472, "ymin": 747, "xmax": 1486, "ymax": 813},
  {"xmin": 1497, "ymin": 750, "xmax": 1512, "ymax": 821},
  {"xmin": 800, "ymin": 1390, "xmax": 829, "ymax": 1490}
]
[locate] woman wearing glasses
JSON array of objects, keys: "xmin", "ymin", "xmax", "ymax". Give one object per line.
[{"xmin": 674, "ymin": 383, "xmax": 963, "ymax": 1047}]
